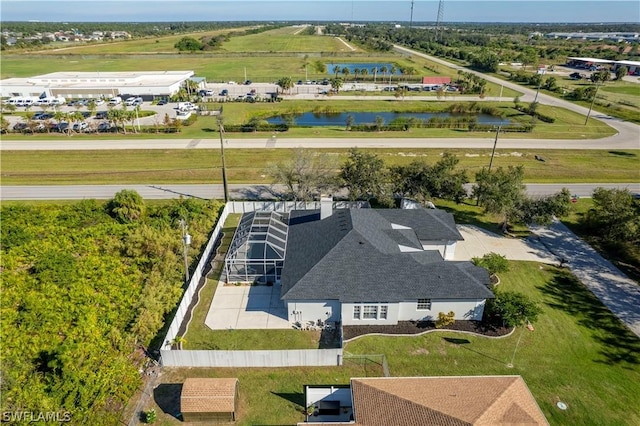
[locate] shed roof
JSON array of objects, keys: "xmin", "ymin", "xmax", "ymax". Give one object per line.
[
  {"xmin": 351, "ymin": 376, "xmax": 549, "ymax": 425},
  {"xmin": 181, "ymin": 378, "xmax": 238, "ymax": 413}
]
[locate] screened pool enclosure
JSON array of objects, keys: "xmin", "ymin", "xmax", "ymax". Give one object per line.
[{"xmin": 224, "ymin": 211, "xmax": 289, "ymax": 284}]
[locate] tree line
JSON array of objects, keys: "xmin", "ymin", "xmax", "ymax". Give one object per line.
[
  {"xmin": 268, "ymin": 149, "xmax": 572, "ymax": 232},
  {"xmin": 1, "ymin": 193, "xmax": 223, "ymax": 423}
]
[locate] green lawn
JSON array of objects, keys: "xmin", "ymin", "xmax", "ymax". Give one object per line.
[
  {"xmin": 2, "ymin": 148, "xmax": 637, "ymax": 185},
  {"xmin": 151, "ymin": 364, "xmax": 384, "ymax": 426},
  {"xmin": 148, "ymin": 261, "xmax": 640, "ymax": 426},
  {"xmin": 345, "ymin": 261, "xmax": 640, "ymax": 426}
]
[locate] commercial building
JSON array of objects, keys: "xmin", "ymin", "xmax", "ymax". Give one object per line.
[{"xmin": 0, "ymin": 71, "xmax": 196, "ymax": 100}]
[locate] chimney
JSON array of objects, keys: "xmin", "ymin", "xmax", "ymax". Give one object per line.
[{"xmin": 320, "ymin": 195, "xmax": 333, "ymax": 220}]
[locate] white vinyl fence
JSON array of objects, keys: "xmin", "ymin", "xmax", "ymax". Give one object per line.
[
  {"xmin": 160, "ymin": 201, "xmax": 364, "ymax": 367},
  {"xmin": 162, "ymin": 349, "xmax": 343, "ymax": 367}
]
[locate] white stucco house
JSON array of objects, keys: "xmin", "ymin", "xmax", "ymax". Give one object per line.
[{"xmin": 279, "ymin": 198, "xmax": 493, "ymax": 327}]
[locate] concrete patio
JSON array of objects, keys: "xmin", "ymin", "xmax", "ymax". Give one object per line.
[{"xmin": 204, "ymin": 281, "xmax": 291, "ymax": 330}]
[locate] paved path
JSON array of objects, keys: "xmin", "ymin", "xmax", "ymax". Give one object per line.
[{"xmin": 531, "ymin": 221, "xmax": 640, "ymax": 338}]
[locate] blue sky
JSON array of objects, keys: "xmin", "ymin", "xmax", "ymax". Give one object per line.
[{"xmin": 1, "ymin": 1, "xmax": 639, "ymax": 23}]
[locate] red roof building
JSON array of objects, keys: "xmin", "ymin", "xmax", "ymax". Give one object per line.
[{"xmin": 422, "ymin": 76, "xmax": 452, "ymax": 85}]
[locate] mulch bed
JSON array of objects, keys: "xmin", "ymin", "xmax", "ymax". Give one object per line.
[{"xmin": 342, "ymin": 320, "xmax": 512, "ymax": 341}]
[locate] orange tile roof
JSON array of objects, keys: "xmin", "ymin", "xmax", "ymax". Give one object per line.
[
  {"xmin": 180, "ymin": 378, "xmax": 238, "ymax": 413},
  {"xmin": 351, "ymin": 376, "xmax": 548, "ymax": 426}
]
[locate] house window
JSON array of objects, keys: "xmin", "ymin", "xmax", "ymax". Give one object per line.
[
  {"xmin": 353, "ymin": 305, "xmax": 361, "ymax": 320},
  {"xmin": 379, "ymin": 305, "xmax": 388, "ymax": 319},
  {"xmin": 417, "ymin": 298, "xmax": 432, "ymax": 310},
  {"xmin": 363, "ymin": 305, "xmax": 378, "ymax": 319}
]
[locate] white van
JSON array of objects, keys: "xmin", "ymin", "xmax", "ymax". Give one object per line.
[
  {"xmin": 177, "ymin": 102, "xmax": 197, "ymax": 111},
  {"xmin": 49, "ymin": 97, "xmax": 66, "ymax": 106},
  {"xmin": 108, "ymin": 96, "xmax": 123, "ymax": 106}
]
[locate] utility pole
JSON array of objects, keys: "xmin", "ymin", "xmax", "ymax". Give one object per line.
[
  {"xmin": 584, "ymin": 81, "xmax": 602, "ymax": 125},
  {"xmin": 217, "ymin": 117, "xmax": 229, "ymax": 202},
  {"xmin": 477, "ymin": 125, "xmax": 500, "ymax": 207},
  {"xmin": 488, "ymin": 125, "xmax": 501, "ymax": 172}
]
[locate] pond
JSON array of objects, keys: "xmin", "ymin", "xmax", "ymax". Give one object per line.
[
  {"xmin": 266, "ymin": 111, "xmax": 511, "ymax": 127},
  {"xmin": 325, "ymin": 62, "xmax": 401, "ymax": 75}
]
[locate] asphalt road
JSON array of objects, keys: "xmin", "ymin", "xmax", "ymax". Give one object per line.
[{"xmin": 2, "ymin": 183, "xmax": 638, "ymax": 201}]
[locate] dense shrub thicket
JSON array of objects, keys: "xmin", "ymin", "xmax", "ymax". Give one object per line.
[{"xmin": 1, "ymin": 195, "xmax": 223, "ymax": 424}]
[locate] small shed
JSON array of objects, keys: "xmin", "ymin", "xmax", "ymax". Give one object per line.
[{"xmin": 180, "ymin": 378, "xmax": 239, "ymax": 423}]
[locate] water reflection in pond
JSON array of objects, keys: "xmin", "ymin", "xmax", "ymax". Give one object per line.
[{"xmin": 266, "ymin": 111, "xmax": 511, "ymax": 126}]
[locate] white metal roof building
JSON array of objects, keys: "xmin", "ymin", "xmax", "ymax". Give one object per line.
[{"xmin": 0, "ymin": 71, "xmax": 195, "ymax": 99}]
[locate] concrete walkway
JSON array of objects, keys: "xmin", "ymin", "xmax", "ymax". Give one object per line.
[
  {"xmin": 204, "ymin": 281, "xmax": 290, "ymax": 330},
  {"xmin": 531, "ymin": 221, "xmax": 640, "ymax": 338}
]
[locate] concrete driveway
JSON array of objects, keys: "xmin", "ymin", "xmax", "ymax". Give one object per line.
[
  {"xmin": 532, "ymin": 221, "xmax": 640, "ymax": 338},
  {"xmin": 204, "ymin": 281, "xmax": 290, "ymax": 330},
  {"xmin": 454, "ymin": 223, "xmax": 640, "ymax": 338},
  {"xmin": 454, "ymin": 225, "xmax": 556, "ymax": 263}
]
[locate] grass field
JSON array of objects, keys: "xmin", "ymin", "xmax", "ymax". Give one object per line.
[
  {"xmin": 2, "ymin": 148, "xmax": 637, "ymax": 185},
  {"xmin": 31, "ymin": 27, "xmax": 255, "ymax": 55},
  {"xmin": 220, "ymin": 27, "xmax": 358, "ymax": 53}
]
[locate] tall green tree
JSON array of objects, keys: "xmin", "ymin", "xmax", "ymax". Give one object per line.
[
  {"xmin": 108, "ymin": 189, "xmax": 146, "ymax": 223},
  {"xmin": 340, "ymin": 148, "xmax": 387, "ymax": 201},
  {"xmin": 585, "ymin": 188, "xmax": 640, "ymax": 242},
  {"xmin": 392, "ymin": 153, "xmax": 469, "ymax": 203},
  {"xmin": 473, "ymin": 166, "xmax": 526, "ymax": 232},
  {"xmin": 276, "ymin": 76, "xmax": 294, "ymax": 94}
]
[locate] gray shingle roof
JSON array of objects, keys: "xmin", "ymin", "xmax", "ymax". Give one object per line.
[{"xmin": 280, "ymin": 209, "xmax": 492, "ymax": 302}]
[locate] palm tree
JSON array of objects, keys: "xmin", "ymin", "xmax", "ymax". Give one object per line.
[
  {"xmin": 333, "ymin": 65, "xmax": 341, "ymax": 78},
  {"xmin": 353, "ymin": 67, "xmax": 360, "ymax": 82},
  {"xmin": 389, "ymin": 66, "xmax": 397, "ymax": 85},
  {"xmin": 342, "ymin": 67, "xmax": 350, "ymax": 81},
  {"xmin": 372, "ymin": 67, "xmax": 378, "ymax": 83},
  {"xmin": 361, "ymin": 68, "xmax": 369, "ymax": 81},
  {"xmin": 276, "ymin": 76, "xmax": 294, "ymax": 94},
  {"xmin": 330, "ymin": 77, "xmax": 343, "ymax": 93}
]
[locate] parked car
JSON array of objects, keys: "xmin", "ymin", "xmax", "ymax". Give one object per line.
[
  {"xmin": 95, "ymin": 111, "xmax": 108, "ymax": 119},
  {"xmin": 244, "ymin": 80, "xmax": 252, "ymax": 85},
  {"xmin": 124, "ymin": 97, "xmax": 136, "ymax": 106},
  {"xmin": 94, "ymin": 99, "xmax": 105, "ymax": 106},
  {"xmin": 219, "ymin": 89, "xmax": 229, "ymax": 96},
  {"xmin": 73, "ymin": 122, "xmax": 88, "ymax": 132},
  {"xmin": 12, "ymin": 122, "xmax": 27, "ymax": 131},
  {"xmin": 199, "ymin": 89, "xmax": 214, "ymax": 96},
  {"xmin": 54, "ymin": 122, "xmax": 70, "ymax": 132},
  {"xmin": 97, "ymin": 122, "xmax": 113, "ymax": 132}
]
